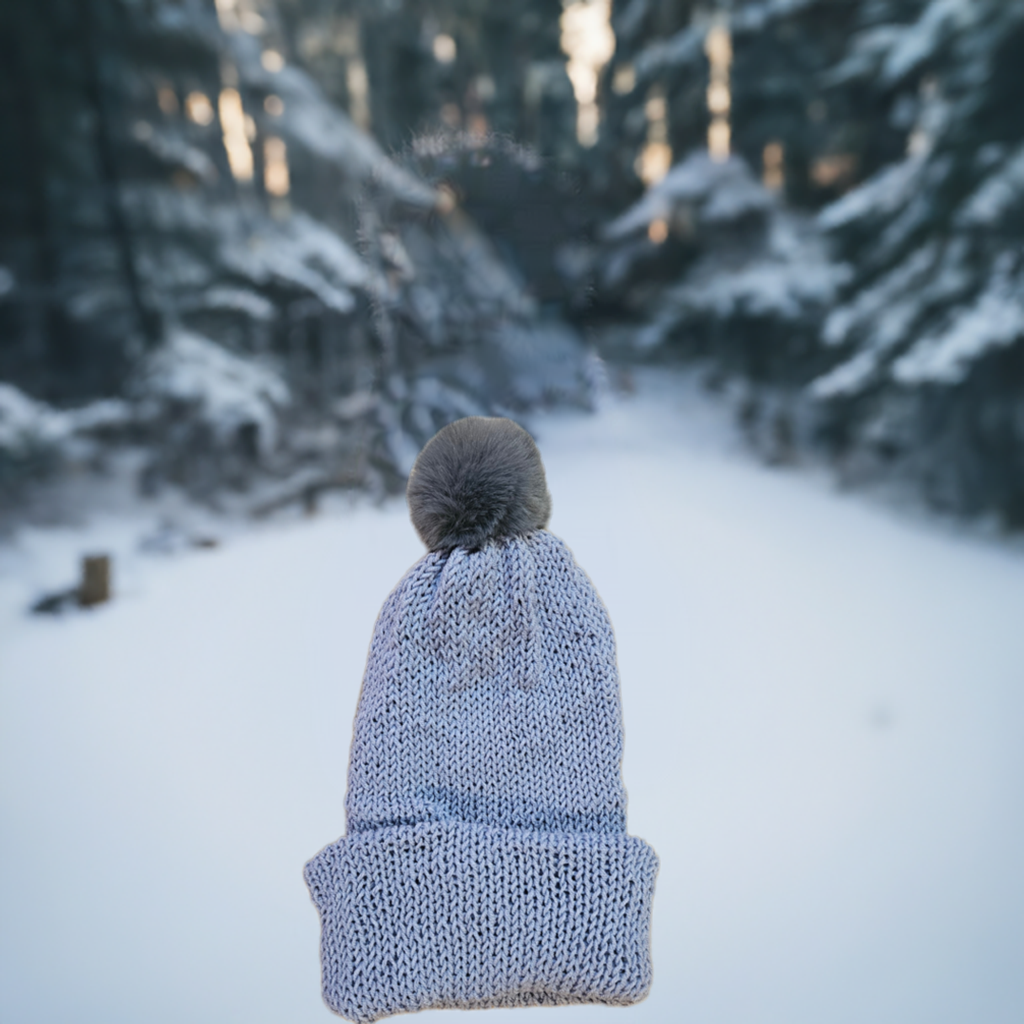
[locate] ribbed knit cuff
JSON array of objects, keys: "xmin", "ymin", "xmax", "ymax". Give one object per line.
[{"xmin": 304, "ymin": 821, "xmax": 659, "ymax": 1024}]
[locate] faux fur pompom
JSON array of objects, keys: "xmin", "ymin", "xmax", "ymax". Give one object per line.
[{"xmin": 407, "ymin": 417, "xmax": 552, "ymax": 551}]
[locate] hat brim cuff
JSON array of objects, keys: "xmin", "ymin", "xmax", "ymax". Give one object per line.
[{"xmin": 304, "ymin": 820, "xmax": 659, "ymax": 1024}]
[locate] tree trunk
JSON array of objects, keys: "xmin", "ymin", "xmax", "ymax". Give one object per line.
[{"xmin": 79, "ymin": 0, "xmax": 161, "ymax": 349}]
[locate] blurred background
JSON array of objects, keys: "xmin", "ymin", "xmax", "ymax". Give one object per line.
[
  {"xmin": 1, "ymin": 0, "xmax": 1022, "ymax": 520},
  {"xmin": 1, "ymin": 2, "xmax": 1023, "ymax": 1023}
]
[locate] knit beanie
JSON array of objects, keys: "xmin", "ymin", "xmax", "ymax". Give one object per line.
[{"xmin": 304, "ymin": 417, "xmax": 658, "ymax": 1023}]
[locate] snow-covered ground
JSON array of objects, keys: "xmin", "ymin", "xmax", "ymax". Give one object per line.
[{"xmin": 2, "ymin": 371, "xmax": 1023, "ymax": 1024}]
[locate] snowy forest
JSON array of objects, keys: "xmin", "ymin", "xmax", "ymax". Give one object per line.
[
  {"xmin": 3, "ymin": 5, "xmax": 1024, "ymax": 1024},
  {"xmin": 2, "ymin": 0, "xmax": 1022, "ymax": 526}
]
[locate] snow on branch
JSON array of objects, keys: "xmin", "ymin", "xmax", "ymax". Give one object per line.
[
  {"xmin": 136, "ymin": 329, "xmax": 289, "ymax": 456},
  {"xmin": 892, "ymin": 265, "xmax": 1024, "ymax": 385},
  {"xmin": 222, "ymin": 213, "xmax": 370, "ymax": 314},
  {"xmin": 0, "ymin": 384, "xmax": 69, "ymax": 453},
  {"xmin": 818, "ymin": 154, "xmax": 927, "ymax": 232},
  {"xmin": 603, "ymin": 152, "xmax": 771, "ymax": 241}
]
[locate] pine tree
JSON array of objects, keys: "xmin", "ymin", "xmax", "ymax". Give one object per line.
[
  {"xmin": 731, "ymin": 0, "xmax": 874, "ymax": 208},
  {"xmin": 595, "ymin": 0, "xmax": 927, "ymax": 209},
  {"xmin": 590, "ymin": 0, "xmax": 1023, "ymax": 523},
  {"xmin": 282, "ymin": 0, "xmax": 574, "ymax": 161},
  {"xmin": 811, "ymin": 0, "xmax": 1024, "ymax": 523},
  {"xmin": 595, "ymin": 0, "xmax": 705, "ymax": 206},
  {"xmin": 0, "ymin": 0, "xmax": 592, "ymax": 509}
]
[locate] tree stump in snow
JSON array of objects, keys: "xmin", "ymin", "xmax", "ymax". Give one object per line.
[{"xmin": 78, "ymin": 555, "xmax": 111, "ymax": 607}]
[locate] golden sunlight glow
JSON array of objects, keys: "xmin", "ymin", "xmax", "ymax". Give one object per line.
[
  {"xmin": 811, "ymin": 153, "xmax": 856, "ymax": 188},
  {"xmin": 612, "ymin": 63, "xmax": 636, "ymax": 95},
  {"xmin": 346, "ymin": 59, "xmax": 371, "ymax": 129},
  {"xmin": 708, "ymin": 118, "xmax": 731, "ymax": 161},
  {"xmin": 705, "ymin": 23, "xmax": 732, "ymax": 68},
  {"xmin": 215, "ymin": 0, "xmax": 264, "ymax": 35},
  {"xmin": 264, "ymin": 136, "xmax": 290, "ymax": 196},
  {"xmin": 577, "ymin": 105, "xmax": 600, "ymax": 145},
  {"xmin": 239, "ymin": 9, "xmax": 265, "ymax": 35},
  {"xmin": 332, "ymin": 18, "xmax": 359, "ymax": 57},
  {"xmin": 261, "ymin": 50, "xmax": 284, "ymax": 73},
  {"xmin": 214, "ymin": 0, "xmax": 238, "ymax": 32},
  {"xmin": 705, "ymin": 21, "xmax": 732, "ymax": 162},
  {"xmin": 433, "ymin": 34, "xmax": 457, "ymax": 64},
  {"xmin": 218, "ymin": 88, "xmax": 254, "ymax": 181},
  {"xmin": 763, "ymin": 141, "xmax": 784, "ymax": 191},
  {"xmin": 648, "ymin": 218, "xmax": 669, "ymax": 244},
  {"xmin": 707, "ymin": 81, "xmax": 730, "ymax": 116},
  {"xmin": 644, "ymin": 94, "xmax": 666, "ymax": 123},
  {"xmin": 435, "ymin": 184, "xmax": 458, "ymax": 214},
  {"xmin": 157, "ymin": 86, "xmax": 179, "ymax": 116},
  {"xmin": 637, "ymin": 83, "xmax": 671, "ymax": 185},
  {"xmin": 560, "ymin": 0, "xmax": 615, "ymax": 148},
  {"xmin": 185, "ymin": 92, "xmax": 215, "ymax": 126},
  {"xmin": 638, "ymin": 141, "xmax": 672, "ymax": 186}
]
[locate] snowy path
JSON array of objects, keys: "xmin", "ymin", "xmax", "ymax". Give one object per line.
[{"xmin": 2, "ymin": 373, "xmax": 1023, "ymax": 1024}]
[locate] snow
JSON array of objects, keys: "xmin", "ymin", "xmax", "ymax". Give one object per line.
[
  {"xmin": 818, "ymin": 154, "xmax": 927, "ymax": 232},
  {"xmin": 2, "ymin": 372, "xmax": 1024, "ymax": 1024},
  {"xmin": 238, "ymin": 50, "xmax": 436, "ymax": 211},
  {"xmin": 881, "ymin": 0, "xmax": 965, "ymax": 84},
  {"xmin": 136, "ymin": 329, "xmax": 289, "ymax": 454},
  {"xmin": 960, "ymin": 143, "xmax": 1024, "ymax": 226},
  {"xmin": 437, "ymin": 211, "xmax": 535, "ymax": 318},
  {"xmin": 629, "ymin": 208, "xmax": 847, "ymax": 352},
  {"xmin": 639, "ymin": 259, "xmax": 829, "ymax": 349},
  {"xmin": 186, "ymin": 286, "xmax": 276, "ymax": 321},
  {"xmin": 658, "ymin": 219, "xmax": 845, "ymax": 325},
  {"xmin": 825, "ymin": 0, "xmax": 976, "ymax": 88},
  {"xmin": 223, "ymin": 212, "xmax": 370, "ymax": 314},
  {"xmin": 826, "ymin": 25, "xmax": 905, "ymax": 85},
  {"xmin": 0, "ymin": 385, "xmax": 131, "ymax": 455},
  {"xmin": 815, "ymin": 228, "xmax": 1023, "ymax": 396},
  {"xmin": 632, "ymin": 25, "xmax": 704, "ymax": 81},
  {"xmin": 819, "ymin": 240, "xmax": 938, "ymax": 352},
  {"xmin": 0, "ymin": 383, "xmax": 68, "ymax": 450},
  {"xmin": 892, "ymin": 269, "xmax": 1024, "ymax": 385},
  {"xmin": 136, "ymin": 126, "xmax": 219, "ymax": 184},
  {"xmin": 603, "ymin": 153, "xmax": 772, "ymax": 241},
  {"xmin": 809, "ymin": 348, "xmax": 880, "ymax": 400},
  {"xmin": 732, "ymin": 0, "xmax": 820, "ymax": 33},
  {"xmin": 494, "ymin": 321, "xmax": 591, "ymax": 406}
]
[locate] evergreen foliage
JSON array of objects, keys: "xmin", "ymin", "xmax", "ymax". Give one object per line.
[
  {"xmin": 595, "ymin": 0, "xmax": 1024, "ymax": 524},
  {"xmin": 0, "ymin": 0, "xmax": 1020, "ymax": 526},
  {"xmin": 596, "ymin": 0, "xmax": 705, "ymax": 203},
  {"xmin": 812, "ymin": 0, "xmax": 1024, "ymax": 522},
  {"xmin": 0, "ymin": 0, "xmax": 591, "ymax": 512}
]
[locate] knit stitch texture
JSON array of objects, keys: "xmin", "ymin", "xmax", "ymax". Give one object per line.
[{"xmin": 304, "ymin": 529, "xmax": 658, "ymax": 1023}]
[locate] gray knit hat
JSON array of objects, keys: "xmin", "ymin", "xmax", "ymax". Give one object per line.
[{"xmin": 304, "ymin": 417, "xmax": 658, "ymax": 1023}]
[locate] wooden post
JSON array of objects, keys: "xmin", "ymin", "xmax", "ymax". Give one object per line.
[{"xmin": 78, "ymin": 554, "xmax": 111, "ymax": 607}]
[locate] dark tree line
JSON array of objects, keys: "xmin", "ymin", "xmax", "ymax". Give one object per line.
[
  {"xmin": 590, "ymin": 0, "xmax": 1024, "ymax": 526},
  {"xmin": 0, "ymin": 0, "xmax": 593, "ymax": 513},
  {"xmin": 1, "ymin": 0, "xmax": 1022, "ymax": 527}
]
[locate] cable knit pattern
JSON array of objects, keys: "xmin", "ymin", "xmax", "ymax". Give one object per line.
[{"xmin": 304, "ymin": 530, "xmax": 658, "ymax": 1023}]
